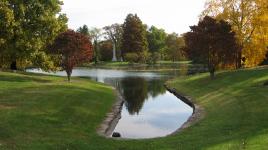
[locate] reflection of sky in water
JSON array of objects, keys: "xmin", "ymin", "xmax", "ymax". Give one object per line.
[
  {"xmin": 27, "ymin": 68, "xmax": 193, "ymax": 139},
  {"xmin": 114, "ymin": 91, "xmax": 192, "ymax": 139}
]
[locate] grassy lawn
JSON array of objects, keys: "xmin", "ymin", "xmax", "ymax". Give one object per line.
[{"xmin": 0, "ymin": 67, "xmax": 268, "ymax": 149}]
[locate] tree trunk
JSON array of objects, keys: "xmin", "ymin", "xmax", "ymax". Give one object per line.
[
  {"xmin": 210, "ymin": 71, "xmax": 215, "ymax": 79},
  {"xmin": 236, "ymin": 50, "xmax": 242, "ymax": 69},
  {"xmin": 66, "ymin": 70, "xmax": 72, "ymax": 82},
  {"xmin": 209, "ymin": 66, "xmax": 215, "ymax": 79},
  {"xmin": 10, "ymin": 61, "xmax": 17, "ymax": 71}
]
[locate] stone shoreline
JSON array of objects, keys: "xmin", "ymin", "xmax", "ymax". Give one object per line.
[
  {"xmin": 97, "ymin": 85, "xmax": 204, "ymax": 139},
  {"xmin": 164, "ymin": 84, "xmax": 205, "ymax": 134},
  {"xmin": 97, "ymin": 88, "xmax": 124, "ymax": 137}
]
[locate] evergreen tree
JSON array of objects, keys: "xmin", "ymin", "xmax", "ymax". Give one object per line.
[{"xmin": 122, "ymin": 14, "xmax": 148, "ymax": 62}]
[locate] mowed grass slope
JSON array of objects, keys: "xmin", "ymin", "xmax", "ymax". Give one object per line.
[
  {"xmin": 0, "ymin": 67, "xmax": 267, "ymax": 149},
  {"xmin": 0, "ymin": 72, "xmax": 117, "ymax": 149},
  {"xmin": 166, "ymin": 67, "xmax": 268, "ymax": 149}
]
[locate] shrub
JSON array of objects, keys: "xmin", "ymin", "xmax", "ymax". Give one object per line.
[{"xmin": 125, "ymin": 53, "xmax": 139, "ymax": 63}]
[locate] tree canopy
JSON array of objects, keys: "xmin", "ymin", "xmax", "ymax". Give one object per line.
[
  {"xmin": 122, "ymin": 14, "xmax": 148, "ymax": 62},
  {"xmin": 201, "ymin": 0, "xmax": 268, "ymax": 67},
  {"xmin": 48, "ymin": 30, "xmax": 93, "ymax": 81},
  {"xmin": 147, "ymin": 26, "xmax": 167, "ymax": 54},
  {"xmin": 0, "ymin": 0, "xmax": 67, "ymax": 69},
  {"xmin": 184, "ymin": 16, "xmax": 239, "ymax": 78}
]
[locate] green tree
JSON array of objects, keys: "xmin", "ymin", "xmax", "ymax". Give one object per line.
[
  {"xmin": 122, "ymin": 14, "xmax": 148, "ymax": 63},
  {"xmin": 77, "ymin": 25, "xmax": 90, "ymax": 37},
  {"xmin": 165, "ymin": 33, "xmax": 185, "ymax": 62},
  {"xmin": 184, "ymin": 16, "xmax": 239, "ymax": 78},
  {"xmin": 0, "ymin": 0, "xmax": 67, "ymax": 70},
  {"xmin": 103, "ymin": 24, "xmax": 123, "ymax": 61},
  {"xmin": 147, "ymin": 26, "xmax": 167, "ymax": 54},
  {"xmin": 89, "ymin": 27, "xmax": 102, "ymax": 64}
]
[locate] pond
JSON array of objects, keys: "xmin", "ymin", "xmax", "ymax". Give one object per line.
[{"xmin": 28, "ymin": 67, "xmax": 195, "ymax": 139}]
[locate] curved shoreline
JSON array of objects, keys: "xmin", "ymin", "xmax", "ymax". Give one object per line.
[
  {"xmin": 164, "ymin": 84, "xmax": 205, "ymax": 135},
  {"xmin": 98, "ymin": 85, "xmax": 204, "ymax": 139},
  {"xmin": 97, "ymin": 88, "xmax": 124, "ymax": 137}
]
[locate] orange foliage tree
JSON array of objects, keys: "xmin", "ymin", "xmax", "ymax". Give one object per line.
[{"xmin": 49, "ymin": 30, "xmax": 93, "ymax": 81}]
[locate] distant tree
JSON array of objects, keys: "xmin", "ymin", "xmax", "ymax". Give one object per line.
[
  {"xmin": 48, "ymin": 30, "xmax": 93, "ymax": 82},
  {"xmin": 122, "ymin": 14, "xmax": 148, "ymax": 62},
  {"xmin": 89, "ymin": 27, "xmax": 102, "ymax": 64},
  {"xmin": 77, "ymin": 25, "xmax": 90, "ymax": 37},
  {"xmin": 147, "ymin": 26, "xmax": 167, "ymax": 54},
  {"xmin": 165, "ymin": 33, "xmax": 185, "ymax": 62},
  {"xmin": 184, "ymin": 16, "xmax": 239, "ymax": 78},
  {"xmin": 0, "ymin": 0, "xmax": 67, "ymax": 70},
  {"xmin": 99, "ymin": 40, "xmax": 113, "ymax": 61},
  {"xmin": 103, "ymin": 24, "xmax": 123, "ymax": 61}
]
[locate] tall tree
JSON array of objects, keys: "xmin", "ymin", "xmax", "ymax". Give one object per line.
[
  {"xmin": 147, "ymin": 26, "xmax": 167, "ymax": 57},
  {"xmin": 0, "ymin": 0, "xmax": 67, "ymax": 70},
  {"xmin": 48, "ymin": 30, "xmax": 93, "ymax": 81},
  {"xmin": 184, "ymin": 16, "xmax": 239, "ymax": 78},
  {"xmin": 122, "ymin": 14, "xmax": 148, "ymax": 62},
  {"xmin": 0, "ymin": 1, "xmax": 15, "ymax": 68},
  {"xmin": 89, "ymin": 27, "xmax": 102, "ymax": 64},
  {"xmin": 201, "ymin": 0, "xmax": 268, "ymax": 67},
  {"xmin": 77, "ymin": 25, "xmax": 90, "ymax": 37},
  {"xmin": 103, "ymin": 24, "xmax": 123, "ymax": 61},
  {"xmin": 165, "ymin": 33, "xmax": 185, "ymax": 62}
]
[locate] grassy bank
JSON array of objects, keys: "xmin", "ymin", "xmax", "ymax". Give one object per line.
[
  {"xmin": 0, "ymin": 67, "xmax": 267, "ymax": 149},
  {"xmin": 83, "ymin": 61, "xmax": 191, "ymax": 71},
  {"xmin": 165, "ymin": 67, "xmax": 268, "ymax": 149},
  {"xmin": 0, "ymin": 72, "xmax": 117, "ymax": 149}
]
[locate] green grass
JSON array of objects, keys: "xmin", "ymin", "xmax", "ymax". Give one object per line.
[{"xmin": 0, "ymin": 67, "xmax": 267, "ymax": 149}]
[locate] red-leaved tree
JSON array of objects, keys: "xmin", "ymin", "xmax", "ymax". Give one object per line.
[{"xmin": 49, "ymin": 30, "xmax": 93, "ymax": 81}]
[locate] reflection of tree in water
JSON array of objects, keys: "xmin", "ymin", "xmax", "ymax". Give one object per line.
[
  {"xmin": 121, "ymin": 77, "xmax": 148, "ymax": 115},
  {"xmin": 147, "ymin": 79, "xmax": 166, "ymax": 98},
  {"xmin": 103, "ymin": 76, "xmax": 174, "ymax": 115}
]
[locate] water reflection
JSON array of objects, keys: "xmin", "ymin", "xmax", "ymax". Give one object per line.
[
  {"xmin": 121, "ymin": 77, "xmax": 148, "ymax": 115},
  {"xmin": 27, "ymin": 68, "xmax": 195, "ymax": 139}
]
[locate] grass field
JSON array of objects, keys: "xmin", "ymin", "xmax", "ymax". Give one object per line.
[{"xmin": 0, "ymin": 67, "xmax": 267, "ymax": 149}]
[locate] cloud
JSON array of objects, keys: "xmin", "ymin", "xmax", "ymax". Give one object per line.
[{"xmin": 62, "ymin": 0, "xmax": 206, "ymax": 34}]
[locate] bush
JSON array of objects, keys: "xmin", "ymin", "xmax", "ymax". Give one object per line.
[
  {"xmin": 124, "ymin": 53, "xmax": 139, "ymax": 63},
  {"xmin": 147, "ymin": 52, "xmax": 160, "ymax": 64}
]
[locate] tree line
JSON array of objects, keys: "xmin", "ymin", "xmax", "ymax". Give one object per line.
[
  {"xmin": 0, "ymin": 0, "xmax": 267, "ymax": 81},
  {"xmin": 76, "ymin": 14, "xmax": 186, "ymax": 65}
]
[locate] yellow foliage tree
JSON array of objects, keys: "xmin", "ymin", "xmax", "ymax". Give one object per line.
[{"xmin": 201, "ymin": 0, "xmax": 268, "ymax": 67}]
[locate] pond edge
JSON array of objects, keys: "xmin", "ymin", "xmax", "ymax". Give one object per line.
[
  {"xmin": 164, "ymin": 84, "xmax": 205, "ymax": 135},
  {"xmin": 97, "ymin": 84, "xmax": 205, "ymax": 139},
  {"xmin": 97, "ymin": 88, "xmax": 124, "ymax": 138}
]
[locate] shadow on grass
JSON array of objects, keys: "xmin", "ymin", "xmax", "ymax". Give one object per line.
[
  {"xmin": 164, "ymin": 68, "xmax": 268, "ymax": 149},
  {"xmin": 0, "ymin": 74, "xmax": 52, "ymax": 83}
]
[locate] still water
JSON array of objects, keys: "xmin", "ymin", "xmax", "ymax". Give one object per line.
[{"xmin": 28, "ymin": 68, "xmax": 193, "ymax": 139}]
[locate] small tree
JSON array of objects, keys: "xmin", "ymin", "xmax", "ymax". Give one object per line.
[
  {"xmin": 99, "ymin": 40, "xmax": 113, "ymax": 61},
  {"xmin": 184, "ymin": 16, "xmax": 239, "ymax": 79},
  {"xmin": 49, "ymin": 30, "xmax": 93, "ymax": 81}
]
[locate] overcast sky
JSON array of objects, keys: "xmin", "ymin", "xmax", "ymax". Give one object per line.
[{"xmin": 61, "ymin": 0, "xmax": 207, "ymax": 34}]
